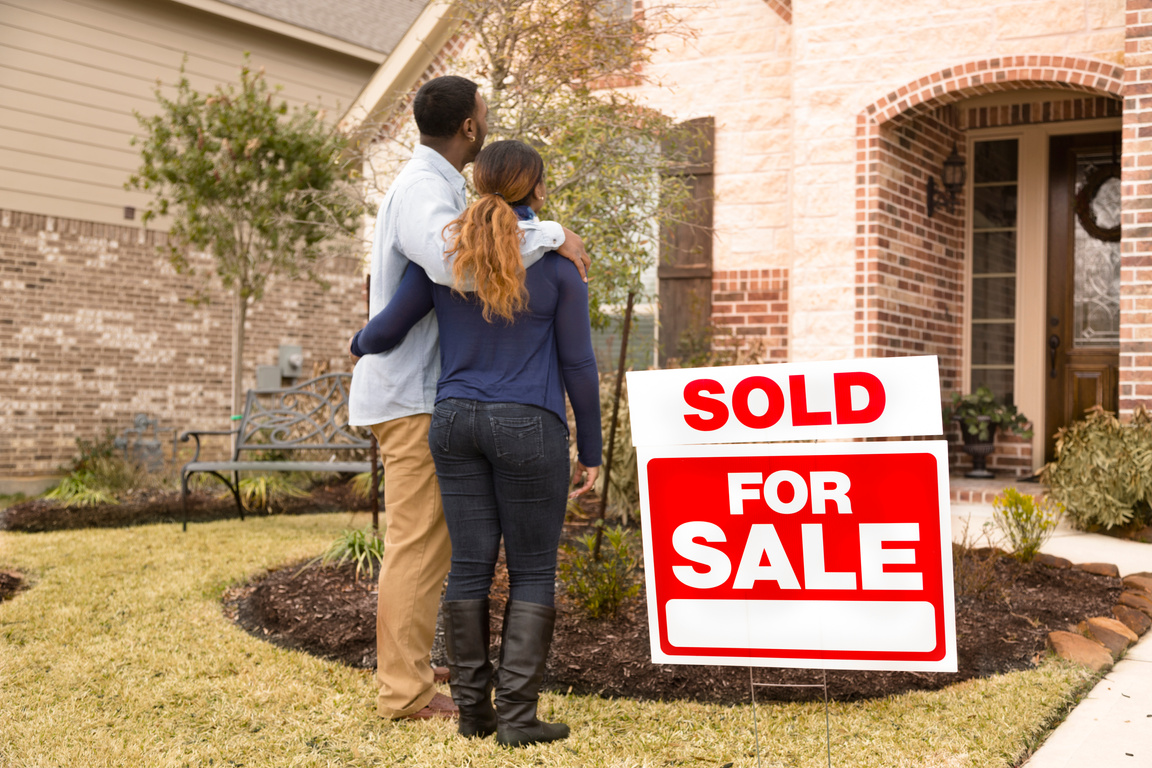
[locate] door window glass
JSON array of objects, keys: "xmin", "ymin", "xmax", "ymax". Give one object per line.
[{"xmin": 1072, "ymin": 153, "xmax": 1121, "ymax": 348}]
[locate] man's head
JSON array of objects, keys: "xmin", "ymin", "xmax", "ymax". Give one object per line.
[{"xmin": 414, "ymin": 76, "xmax": 488, "ymax": 165}]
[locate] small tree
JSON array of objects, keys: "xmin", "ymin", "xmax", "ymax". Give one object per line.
[
  {"xmin": 128, "ymin": 58, "xmax": 364, "ymax": 421},
  {"xmin": 360, "ymin": 0, "xmax": 701, "ymax": 328}
]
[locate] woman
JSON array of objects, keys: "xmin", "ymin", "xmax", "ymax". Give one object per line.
[{"xmin": 350, "ymin": 140, "xmax": 601, "ymax": 748}]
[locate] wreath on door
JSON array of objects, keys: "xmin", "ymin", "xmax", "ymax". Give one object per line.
[{"xmin": 1074, "ymin": 164, "xmax": 1121, "ymax": 242}]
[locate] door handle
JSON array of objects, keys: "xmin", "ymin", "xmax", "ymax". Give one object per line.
[{"xmin": 1048, "ymin": 334, "xmax": 1060, "ymax": 379}]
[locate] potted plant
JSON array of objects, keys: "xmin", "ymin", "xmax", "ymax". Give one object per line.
[{"xmin": 943, "ymin": 386, "xmax": 1033, "ymax": 478}]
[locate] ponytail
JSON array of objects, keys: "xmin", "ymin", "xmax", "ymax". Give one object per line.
[{"xmin": 446, "ymin": 193, "xmax": 527, "ymax": 323}]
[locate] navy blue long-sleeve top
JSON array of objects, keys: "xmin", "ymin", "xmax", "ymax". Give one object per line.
[{"xmin": 351, "ymin": 209, "xmax": 602, "ymax": 467}]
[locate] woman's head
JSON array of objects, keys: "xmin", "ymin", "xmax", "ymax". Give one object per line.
[
  {"xmin": 447, "ymin": 141, "xmax": 548, "ymax": 322},
  {"xmin": 473, "ymin": 140, "xmax": 545, "ymax": 208}
]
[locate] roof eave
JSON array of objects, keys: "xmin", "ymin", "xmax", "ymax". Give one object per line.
[
  {"xmin": 339, "ymin": 0, "xmax": 461, "ymax": 133},
  {"xmin": 168, "ymin": 0, "xmax": 388, "ymax": 63}
]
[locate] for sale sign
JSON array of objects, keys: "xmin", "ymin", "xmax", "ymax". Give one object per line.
[
  {"xmin": 637, "ymin": 441, "xmax": 954, "ymax": 671},
  {"xmin": 627, "ymin": 357, "xmax": 955, "ymax": 672}
]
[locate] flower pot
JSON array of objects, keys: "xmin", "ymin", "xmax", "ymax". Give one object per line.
[{"xmin": 960, "ymin": 418, "xmax": 997, "ymax": 479}]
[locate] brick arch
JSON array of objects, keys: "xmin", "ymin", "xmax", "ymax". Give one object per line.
[
  {"xmin": 862, "ymin": 56, "xmax": 1123, "ymax": 127},
  {"xmin": 854, "ymin": 56, "xmax": 1124, "ymax": 369}
]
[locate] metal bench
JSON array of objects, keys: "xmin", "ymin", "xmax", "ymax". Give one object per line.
[{"xmin": 179, "ymin": 373, "xmax": 379, "ymax": 531}]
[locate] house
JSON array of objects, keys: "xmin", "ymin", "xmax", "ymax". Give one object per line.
[
  {"xmin": 348, "ymin": 0, "xmax": 1147, "ymax": 477},
  {"xmin": 0, "ymin": 0, "xmax": 430, "ymax": 493}
]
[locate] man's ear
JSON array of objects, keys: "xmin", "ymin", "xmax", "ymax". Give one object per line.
[{"xmin": 461, "ymin": 116, "xmax": 476, "ymax": 142}]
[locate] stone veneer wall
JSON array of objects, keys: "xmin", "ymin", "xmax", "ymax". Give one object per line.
[
  {"xmin": 0, "ymin": 210, "xmax": 364, "ymax": 480},
  {"xmin": 1121, "ymin": 0, "xmax": 1152, "ymax": 416}
]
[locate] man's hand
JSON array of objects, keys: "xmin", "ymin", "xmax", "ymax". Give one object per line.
[
  {"xmin": 569, "ymin": 462, "xmax": 599, "ymax": 499},
  {"xmin": 556, "ymin": 226, "xmax": 591, "ymax": 282}
]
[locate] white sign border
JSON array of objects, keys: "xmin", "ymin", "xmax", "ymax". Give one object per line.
[{"xmin": 637, "ymin": 440, "xmax": 956, "ymax": 672}]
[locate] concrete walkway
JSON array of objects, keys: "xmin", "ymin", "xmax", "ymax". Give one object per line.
[{"xmin": 950, "ymin": 502, "xmax": 1152, "ymax": 767}]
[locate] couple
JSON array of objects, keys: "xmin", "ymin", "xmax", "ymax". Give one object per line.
[{"xmin": 347, "ymin": 75, "xmax": 602, "ymax": 749}]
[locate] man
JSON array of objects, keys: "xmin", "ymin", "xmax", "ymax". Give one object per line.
[{"xmin": 348, "ymin": 75, "xmax": 590, "ymax": 721}]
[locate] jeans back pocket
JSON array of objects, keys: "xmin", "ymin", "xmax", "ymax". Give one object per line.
[
  {"xmin": 489, "ymin": 414, "xmax": 543, "ymax": 466},
  {"xmin": 429, "ymin": 406, "xmax": 457, "ymax": 455}
]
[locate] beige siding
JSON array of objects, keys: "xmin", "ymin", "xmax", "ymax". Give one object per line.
[{"xmin": 0, "ymin": 0, "xmax": 378, "ymax": 226}]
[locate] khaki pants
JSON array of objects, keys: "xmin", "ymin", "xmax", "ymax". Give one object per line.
[{"xmin": 371, "ymin": 414, "xmax": 452, "ymax": 719}]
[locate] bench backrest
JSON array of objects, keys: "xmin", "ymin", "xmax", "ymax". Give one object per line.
[{"xmin": 234, "ymin": 373, "xmax": 370, "ymax": 458}]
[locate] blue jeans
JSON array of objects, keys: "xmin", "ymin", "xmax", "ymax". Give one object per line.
[{"xmin": 429, "ymin": 399, "xmax": 570, "ymax": 607}]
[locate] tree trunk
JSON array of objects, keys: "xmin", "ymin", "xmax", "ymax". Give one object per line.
[{"xmin": 231, "ymin": 290, "xmax": 247, "ymax": 455}]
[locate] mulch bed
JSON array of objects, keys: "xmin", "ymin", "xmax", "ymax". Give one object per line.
[
  {"xmin": 226, "ymin": 516, "xmax": 1123, "ymax": 704},
  {"xmin": 0, "ymin": 483, "xmax": 371, "ymax": 533},
  {"xmin": 1, "ymin": 488, "xmax": 1124, "ymax": 703}
]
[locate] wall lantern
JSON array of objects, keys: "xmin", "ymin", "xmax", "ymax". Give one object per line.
[{"xmin": 926, "ymin": 143, "xmax": 967, "ymax": 218}]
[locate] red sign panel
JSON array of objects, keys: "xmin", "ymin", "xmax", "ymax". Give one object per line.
[{"xmin": 637, "ymin": 441, "xmax": 956, "ymax": 671}]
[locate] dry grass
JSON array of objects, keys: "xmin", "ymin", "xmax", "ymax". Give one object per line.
[{"xmin": 1, "ymin": 513, "xmax": 1098, "ymax": 767}]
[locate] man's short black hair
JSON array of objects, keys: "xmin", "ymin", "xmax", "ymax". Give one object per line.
[{"xmin": 413, "ymin": 76, "xmax": 480, "ymax": 138}]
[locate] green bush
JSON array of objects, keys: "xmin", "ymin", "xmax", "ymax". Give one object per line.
[
  {"xmin": 44, "ymin": 471, "xmax": 117, "ymax": 508},
  {"xmin": 46, "ymin": 430, "xmax": 156, "ymax": 506},
  {"xmin": 310, "ymin": 528, "xmax": 385, "ymax": 581},
  {"xmin": 237, "ymin": 474, "xmax": 308, "ymax": 514},
  {"xmin": 351, "ymin": 471, "xmax": 384, "ymax": 501},
  {"xmin": 991, "ymin": 487, "xmax": 1062, "ymax": 562},
  {"xmin": 1042, "ymin": 406, "xmax": 1152, "ymax": 529},
  {"xmin": 559, "ymin": 525, "xmax": 642, "ymax": 620}
]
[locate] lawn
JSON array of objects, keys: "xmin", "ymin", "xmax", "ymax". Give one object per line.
[{"xmin": 0, "ymin": 513, "xmax": 1098, "ymax": 767}]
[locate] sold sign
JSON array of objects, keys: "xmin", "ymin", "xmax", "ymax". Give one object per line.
[
  {"xmin": 627, "ymin": 356, "xmax": 942, "ymax": 446},
  {"xmin": 626, "ymin": 357, "xmax": 955, "ymax": 672}
]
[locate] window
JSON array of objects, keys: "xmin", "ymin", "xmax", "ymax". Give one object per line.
[{"xmin": 969, "ymin": 139, "xmax": 1019, "ymax": 403}]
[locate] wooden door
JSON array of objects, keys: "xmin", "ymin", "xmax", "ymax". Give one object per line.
[
  {"xmin": 658, "ymin": 117, "xmax": 714, "ymax": 366},
  {"xmin": 1045, "ymin": 132, "xmax": 1121, "ymax": 459}
]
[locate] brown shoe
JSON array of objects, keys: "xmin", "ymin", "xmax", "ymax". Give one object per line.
[
  {"xmin": 433, "ymin": 665, "xmax": 450, "ymax": 684},
  {"xmin": 405, "ymin": 692, "xmax": 458, "ymax": 720}
]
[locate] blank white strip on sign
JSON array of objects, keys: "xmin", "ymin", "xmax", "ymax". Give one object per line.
[{"xmin": 665, "ymin": 600, "xmax": 936, "ymax": 653}]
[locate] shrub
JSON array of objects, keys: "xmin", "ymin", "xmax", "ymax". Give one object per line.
[
  {"xmin": 1042, "ymin": 406, "xmax": 1152, "ymax": 529},
  {"xmin": 350, "ymin": 471, "xmax": 384, "ymax": 501},
  {"xmin": 991, "ymin": 488, "xmax": 1062, "ymax": 562},
  {"xmin": 237, "ymin": 474, "xmax": 308, "ymax": 514},
  {"xmin": 43, "ymin": 471, "xmax": 117, "ymax": 508},
  {"xmin": 559, "ymin": 525, "xmax": 642, "ymax": 620},
  {"xmin": 311, "ymin": 528, "xmax": 385, "ymax": 581},
  {"xmin": 46, "ymin": 430, "xmax": 156, "ymax": 506}
]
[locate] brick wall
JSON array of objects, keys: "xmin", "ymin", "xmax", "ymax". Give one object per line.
[
  {"xmin": 0, "ymin": 209, "xmax": 364, "ymax": 480},
  {"xmin": 711, "ymin": 268, "xmax": 789, "ymax": 360},
  {"xmin": 1121, "ymin": 0, "xmax": 1152, "ymax": 415}
]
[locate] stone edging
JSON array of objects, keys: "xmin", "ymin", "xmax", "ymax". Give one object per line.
[{"xmin": 1035, "ymin": 557, "xmax": 1152, "ymax": 671}]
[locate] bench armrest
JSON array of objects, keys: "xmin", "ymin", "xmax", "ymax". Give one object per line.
[{"xmin": 179, "ymin": 428, "xmax": 240, "ymax": 465}]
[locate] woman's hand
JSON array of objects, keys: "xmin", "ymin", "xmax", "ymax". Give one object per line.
[{"xmin": 569, "ymin": 462, "xmax": 599, "ymax": 499}]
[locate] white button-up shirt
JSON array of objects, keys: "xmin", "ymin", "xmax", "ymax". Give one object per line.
[{"xmin": 349, "ymin": 144, "xmax": 564, "ymax": 426}]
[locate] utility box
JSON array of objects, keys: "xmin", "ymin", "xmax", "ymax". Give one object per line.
[
  {"xmin": 278, "ymin": 344, "xmax": 304, "ymax": 379},
  {"xmin": 256, "ymin": 365, "xmax": 282, "ymax": 390}
]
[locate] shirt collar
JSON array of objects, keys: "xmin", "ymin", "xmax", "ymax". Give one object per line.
[
  {"xmin": 513, "ymin": 205, "xmax": 536, "ymax": 221},
  {"xmin": 412, "ymin": 144, "xmax": 466, "ymax": 198}
]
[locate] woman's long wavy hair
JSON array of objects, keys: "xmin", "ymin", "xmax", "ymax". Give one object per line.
[{"xmin": 446, "ymin": 140, "xmax": 544, "ymax": 322}]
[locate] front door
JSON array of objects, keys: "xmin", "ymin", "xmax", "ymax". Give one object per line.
[{"xmin": 1045, "ymin": 132, "xmax": 1121, "ymax": 459}]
